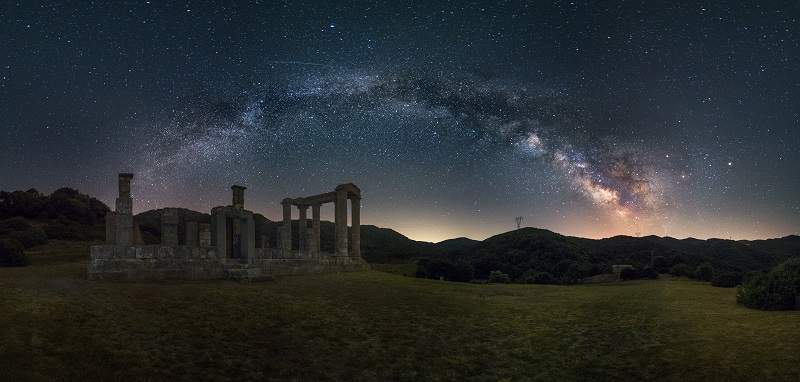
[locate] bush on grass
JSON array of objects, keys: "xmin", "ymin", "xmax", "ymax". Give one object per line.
[
  {"xmin": 0, "ymin": 237, "xmax": 28, "ymax": 267},
  {"xmin": 736, "ymin": 258, "xmax": 800, "ymax": 311},
  {"xmin": 695, "ymin": 262, "xmax": 714, "ymax": 281},
  {"xmin": 712, "ymin": 271, "xmax": 743, "ymax": 288},
  {"xmin": 669, "ymin": 263, "xmax": 694, "ymax": 278},
  {"xmin": 489, "ymin": 270, "xmax": 511, "ymax": 284}
]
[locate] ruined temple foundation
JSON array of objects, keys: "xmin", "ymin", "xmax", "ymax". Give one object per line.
[{"xmin": 88, "ymin": 174, "xmax": 369, "ymax": 281}]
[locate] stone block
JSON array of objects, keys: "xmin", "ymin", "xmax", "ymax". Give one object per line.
[
  {"xmin": 162, "ymin": 209, "xmax": 179, "ymax": 224},
  {"xmin": 135, "ymin": 246, "xmax": 154, "ymax": 259},
  {"xmin": 157, "ymin": 246, "xmax": 175, "ymax": 260},
  {"xmin": 173, "ymin": 246, "xmax": 189, "ymax": 260},
  {"xmin": 115, "ymin": 198, "xmax": 133, "ymax": 214},
  {"xmin": 113, "ymin": 245, "xmax": 137, "ymax": 259},
  {"xmin": 90, "ymin": 245, "xmax": 115, "ymax": 260},
  {"xmin": 186, "ymin": 222, "xmax": 198, "ymax": 247}
]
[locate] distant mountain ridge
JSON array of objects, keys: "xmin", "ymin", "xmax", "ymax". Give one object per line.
[
  {"xmin": 1, "ymin": 186, "xmax": 796, "ymax": 272},
  {"xmin": 132, "ymin": 208, "xmax": 799, "ymax": 271}
]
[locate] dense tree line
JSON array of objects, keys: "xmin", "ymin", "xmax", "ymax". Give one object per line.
[
  {"xmin": 737, "ymin": 258, "xmax": 800, "ymax": 311},
  {"xmin": 414, "ymin": 229, "xmax": 759, "ymax": 285},
  {"xmin": 0, "ymin": 188, "xmax": 109, "ymax": 266}
]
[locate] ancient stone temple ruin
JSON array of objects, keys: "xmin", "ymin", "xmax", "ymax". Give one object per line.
[{"xmin": 88, "ymin": 173, "xmax": 369, "ymax": 281}]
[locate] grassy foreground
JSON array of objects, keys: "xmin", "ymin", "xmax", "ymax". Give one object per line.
[{"xmin": 1, "ymin": 246, "xmax": 799, "ymax": 381}]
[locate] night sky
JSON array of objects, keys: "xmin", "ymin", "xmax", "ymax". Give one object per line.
[{"xmin": 2, "ymin": 1, "xmax": 799, "ymax": 242}]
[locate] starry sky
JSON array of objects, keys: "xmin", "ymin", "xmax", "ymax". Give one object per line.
[{"xmin": 2, "ymin": 1, "xmax": 799, "ymax": 242}]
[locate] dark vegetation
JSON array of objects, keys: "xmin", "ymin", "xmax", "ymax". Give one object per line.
[
  {"xmin": 414, "ymin": 228, "xmax": 800, "ymax": 286},
  {"xmin": 737, "ymin": 257, "xmax": 800, "ymax": 311},
  {"xmin": 0, "ymin": 188, "xmax": 108, "ymax": 266}
]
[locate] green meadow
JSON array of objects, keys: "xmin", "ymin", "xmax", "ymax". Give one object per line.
[{"xmin": 1, "ymin": 243, "xmax": 799, "ymax": 381}]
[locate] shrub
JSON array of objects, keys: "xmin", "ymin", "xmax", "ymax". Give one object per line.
[
  {"xmin": 0, "ymin": 216, "xmax": 32, "ymax": 234},
  {"xmin": 0, "ymin": 237, "xmax": 28, "ymax": 267},
  {"xmin": 525, "ymin": 271, "xmax": 554, "ymax": 285},
  {"xmin": 619, "ymin": 267, "xmax": 638, "ymax": 281},
  {"xmin": 712, "ymin": 271, "xmax": 743, "ymax": 288},
  {"xmin": 695, "ymin": 262, "xmax": 714, "ymax": 281},
  {"xmin": 489, "ymin": 270, "xmax": 511, "ymax": 284},
  {"xmin": 45, "ymin": 217, "xmax": 103, "ymax": 241},
  {"xmin": 641, "ymin": 266, "xmax": 659, "ymax": 279},
  {"xmin": 415, "ymin": 258, "xmax": 474, "ymax": 282},
  {"xmin": 669, "ymin": 263, "xmax": 694, "ymax": 278},
  {"xmin": 651, "ymin": 256, "xmax": 669, "ymax": 273},
  {"xmin": 737, "ymin": 258, "xmax": 800, "ymax": 310},
  {"xmin": 9, "ymin": 227, "xmax": 48, "ymax": 249}
]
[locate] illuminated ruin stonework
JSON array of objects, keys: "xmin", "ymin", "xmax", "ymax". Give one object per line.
[{"xmin": 88, "ymin": 174, "xmax": 369, "ymax": 281}]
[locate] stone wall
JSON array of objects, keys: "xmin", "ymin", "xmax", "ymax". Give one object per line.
[
  {"xmin": 88, "ymin": 244, "xmax": 369, "ymax": 281},
  {"xmin": 88, "ymin": 174, "xmax": 369, "ymax": 281}
]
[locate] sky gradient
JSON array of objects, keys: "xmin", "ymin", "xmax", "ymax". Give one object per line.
[{"xmin": 2, "ymin": 1, "xmax": 799, "ymax": 242}]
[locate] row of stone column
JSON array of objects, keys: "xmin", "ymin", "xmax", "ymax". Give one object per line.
[{"xmin": 280, "ymin": 187, "xmax": 361, "ymax": 258}]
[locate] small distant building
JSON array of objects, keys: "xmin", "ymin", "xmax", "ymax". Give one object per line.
[{"xmin": 88, "ymin": 173, "xmax": 369, "ymax": 281}]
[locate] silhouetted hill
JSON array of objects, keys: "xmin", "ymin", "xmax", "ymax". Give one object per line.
[
  {"xmin": 3, "ymin": 186, "xmax": 798, "ymax": 274},
  {"xmin": 432, "ymin": 237, "xmax": 479, "ymax": 253}
]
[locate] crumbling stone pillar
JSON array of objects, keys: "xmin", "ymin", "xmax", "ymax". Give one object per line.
[
  {"xmin": 298, "ymin": 205, "xmax": 308, "ymax": 251},
  {"xmin": 161, "ymin": 209, "xmax": 179, "ymax": 246},
  {"xmin": 280, "ymin": 198, "xmax": 293, "ymax": 251},
  {"xmin": 232, "ymin": 185, "xmax": 246, "ymax": 209},
  {"xmin": 351, "ymin": 196, "xmax": 361, "ymax": 259},
  {"xmin": 115, "ymin": 173, "xmax": 134, "ymax": 245},
  {"xmin": 312, "ymin": 203, "xmax": 321, "ymax": 252},
  {"xmin": 198, "ymin": 224, "xmax": 211, "ymax": 247},
  {"xmin": 335, "ymin": 186, "xmax": 348, "ymax": 256},
  {"xmin": 305, "ymin": 228, "xmax": 317, "ymax": 257},
  {"xmin": 186, "ymin": 222, "xmax": 198, "ymax": 247}
]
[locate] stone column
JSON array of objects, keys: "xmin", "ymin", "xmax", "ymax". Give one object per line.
[
  {"xmin": 232, "ymin": 185, "xmax": 246, "ymax": 209},
  {"xmin": 335, "ymin": 187, "xmax": 348, "ymax": 256},
  {"xmin": 186, "ymin": 222, "xmax": 198, "ymax": 247},
  {"xmin": 118, "ymin": 173, "xmax": 133, "ymax": 198},
  {"xmin": 350, "ymin": 196, "xmax": 361, "ymax": 259},
  {"xmin": 161, "ymin": 208, "xmax": 179, "ymax": 246},
  {"xmin": 305, "ymin": 228, "xmax": 316, "ymax": 258},
  {"xmin": 281, "ymin": 199, "xmax": 293, "ymax": 250},
  {"xmin": 115, "ymin": 173, "xmax": 134, "ymax": 246},
  {"xmin": 298, "ymin": 205, "xmax": 308, "ymax": 251},
  {"xmin": 312, "ymin": 204, "xmax": 321, "ymax": 252},
  {"xmin": 198, "ymin": 224, "xmax": 211, "ymax": 247},
  {"xmin": 209, "ymin": 207, "xmax": 227, "ymax": 258}
]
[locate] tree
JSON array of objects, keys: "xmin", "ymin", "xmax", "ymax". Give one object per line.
[
  {"xmin": 0, "ymin": 237, "xmax": 28, "ymax": 267},
  {"xmin": 669, "ymin": 263, "xmax": 694, "ymax": 278},
  {"xmin": 695, "ymin": 262, "xmax": 714, "ymax": 281},
  {"xmin": 712, "ymin": 271, "xmax": 743, "ymax": 288},
  {"xmin": 651, "ymin": 256, "xmax": 669, "ymax": 273},
  {"xmin": 489, "ymin": 270, "xmax": 511, "ymax": 284},
  {"xmin": 737, "ymin": 258, "xmax": 800, "ymax": 310}
]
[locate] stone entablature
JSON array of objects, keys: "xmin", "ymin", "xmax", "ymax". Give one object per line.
[{"xmin": 87, "ymin": 174, "xmax": 369, "ymax": 281}]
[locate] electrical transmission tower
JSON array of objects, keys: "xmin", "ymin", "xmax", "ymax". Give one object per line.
[{"xmin": 515, "ymin": 216, "xmax": 523, "ymax": 230}]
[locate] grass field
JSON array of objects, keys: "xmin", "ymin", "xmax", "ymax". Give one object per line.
[{"xmin": 1, "ymin": 243, "xmax": 799, "ymax": 381}]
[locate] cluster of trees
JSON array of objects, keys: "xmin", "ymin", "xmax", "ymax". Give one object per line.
[
  {"xmin": 0, "ymin": 188, "xmax": 109, "ymax": 266},
  {"xmin": 416, "ymin": 256, "xmax": 612, "ymax": 285},
  {"xmin": 415, "ymin": 243, "xmax": 750, "ymax": 287},
  {"xmin": 737, "ymin": 258, "xmax": 800, "ymax": 311}
]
